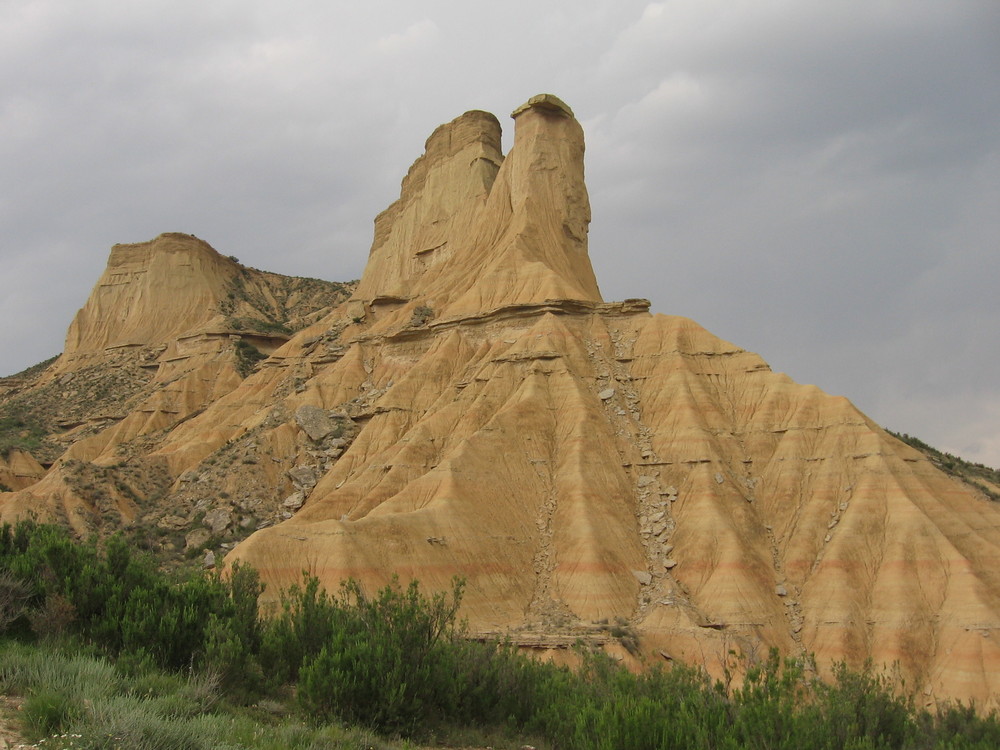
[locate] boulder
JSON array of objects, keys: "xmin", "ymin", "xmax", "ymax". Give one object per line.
[
  {"xmin": 184, "ymin": 528, "xmax": 210, "ymax": 551},
  {"xmin": 287, "ymin": 466, "xmax": 318, "ymax": 491},
  {"xmin": 203, "ymin": 508, "xmax": 231, "ymax": 535},
  {"xmin": 295, "ymin": 405, "xmax": 336, "ymax": 442}
]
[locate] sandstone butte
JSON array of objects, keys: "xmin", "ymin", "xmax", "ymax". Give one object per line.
[{"xmin": 2, "ymin": 94, "xmax": 1000, "ymax": 710}]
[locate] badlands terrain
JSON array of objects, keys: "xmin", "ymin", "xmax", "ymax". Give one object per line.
[{"xmin": 3, "ymin": 94, "xmax": 1000, "ymax": 709}]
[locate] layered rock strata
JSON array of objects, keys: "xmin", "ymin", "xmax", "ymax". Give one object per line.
[
  {"xmin": 0, "ymin": 234, "xmax": 350, "ymax": 528},
  {"xmin": 2, "ymin": 94, "xmax": 999, "ymax": 709}
]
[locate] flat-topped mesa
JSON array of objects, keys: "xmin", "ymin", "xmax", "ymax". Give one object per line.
[
  {"xmin": 7, "ymin": 93, "xmax": 1000, "ymax": 711},
  {"xmin": 55, "ymin": 233, "xmax": 351, "ymax": 379},
  {"xmin": 59, "ymin": 233, "xmax": 239, "ymax": 366},
  {"xmin": 352, "ymin": 94, "xmax": 602, "ymax": 324}
]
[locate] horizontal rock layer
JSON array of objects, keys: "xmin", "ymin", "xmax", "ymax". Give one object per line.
[{"xmin": 2, "ymin": 94, "xmax": 998, "ymax": 710}]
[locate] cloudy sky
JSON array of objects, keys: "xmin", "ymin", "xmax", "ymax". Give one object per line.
[{"xmin": 2, "ymin": 0, "xmax": 998, "ymax": 465}]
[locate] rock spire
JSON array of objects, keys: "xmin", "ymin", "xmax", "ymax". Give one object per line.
[
  {"xmin": 2, "ymin": 95, "xmax": 1000, "ymax": 710},
  {"xmin": 354, "ymin": 94, "xmax": 601, "ymax": 330}
]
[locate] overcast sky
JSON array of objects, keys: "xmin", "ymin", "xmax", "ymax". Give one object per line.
[{"xmin": 2, "ymin": 0, "xmax": 998, "ymax": 466}]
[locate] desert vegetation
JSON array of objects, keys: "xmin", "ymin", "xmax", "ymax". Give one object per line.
[
  {"xmin": 2, "ymin": 519, "xmax": 1000, "ymax": 749},
  {"xmin": 233, "ymin": 338, "xmax": 268, "ymax": 378},
  {"xmin": 0, "ymin": 412, "xmax": 46, "ymax": 459},
  {"xmin": 889, "ymin": 430, "xmax": 1000, "ymax": 501},
  {"xmin": 219, "ymin": 269, "xmax": 353, "ymax": 339}
]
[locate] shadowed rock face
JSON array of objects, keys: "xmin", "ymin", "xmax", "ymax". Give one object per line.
[{"xmin": 3, "ymin": 94, "xmax": 1000, "ymax": 710}]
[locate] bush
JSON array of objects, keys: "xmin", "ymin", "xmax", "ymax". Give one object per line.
[
  {"xmin": 258, "ymin": 572, "xmax": 340, "ymax": 687},
  {"xmin": 0, "ymin": 521, "xmax": 261, "ymax": 676},
  {"xmin": 0, "ymin": 568, "xmax": 31, "ymax": 631},
  {"xmin": 22, "ymin": 688, "xmax": 79, "ymax": 737},
  {"xmin": 297, "ymin": 576, "xmax": 464, "ymax": 733},
  {"xmin": 7, "ymin": 521, "xmax": 1000, "ymax": 748},
  {"xmin": 234, "ymin": 339, "xmax": 267, "ymax": 377},
  {"xmin": 202, "ymin": 562, "xmax": 265, "ymax": 694}
]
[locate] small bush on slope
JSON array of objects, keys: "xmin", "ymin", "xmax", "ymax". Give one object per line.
[
  {"xmin": 5, "ymin": 520, "xmax": 1000, "ymax": 748},
  {"xmin": 0, "ymin": 641, "xmax": 392, "ymax": 750},
  {"xmin": 0, "ymin": 521, "xmax": 260, "ymax": 673}
]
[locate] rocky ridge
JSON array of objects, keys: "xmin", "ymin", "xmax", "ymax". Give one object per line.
[
  {"xmin": 0, "ymin": 237, "xmax": 352, "ymax": 535},
  {"xmin": 2, "ymin": 94, "xmax": 1000, "ymax": 709}
]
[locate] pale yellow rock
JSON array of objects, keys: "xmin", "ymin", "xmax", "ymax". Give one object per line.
[
  {"xmin": 0, "ymin": 232, "xmax": 348, "ymax": 523},
  {"xmin": 59, "ymin": 233, "xmax": 237, "ymax": 367},
  {"xmin": 0, "ymin": 449, "xmax": 45, "ymax": 491},
  {"xmin": 225, "ymin": 98, "xmax": 1000, "ymax": 707},
  {"xmin": 353, "ymin": 96, "xmax": 600, "ymax": 331},
  {"xmin": 3, "ymin": 95, "xmax": 1000, "ymax": 711}
]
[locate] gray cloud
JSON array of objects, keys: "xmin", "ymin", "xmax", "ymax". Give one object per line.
[{"xmin": 2, "ymin": 0, "xmax": 998, "ymax": 465}]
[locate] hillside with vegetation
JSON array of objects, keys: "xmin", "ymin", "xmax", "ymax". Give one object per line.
[
  {"xmin": 2, "ymin": 520, "xmax": 1000, "ymax": 750},
  {"xmin": 4, "ymin": 95, "xmax": 1000, "ymax": 713},
  {"xmin": 888, "ymin": 430, "xmax": 1000, "ymax": 501}
]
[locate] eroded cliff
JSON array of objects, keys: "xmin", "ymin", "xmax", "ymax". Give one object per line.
[{"xmin": 2, "ymin": 94, "xmax": 998, "ymax": 709}]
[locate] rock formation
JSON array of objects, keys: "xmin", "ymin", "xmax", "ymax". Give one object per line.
[
  {"xmin": 0, "ymin": 450, "xmax": 45, "ymax": 492},
  {"xmin": 0, "ymin": 233, "xmax": 351, "ymax": 528},
  {"xmin": 3, "ymin": 94, "xmax": 1000, "ymax": 709}
]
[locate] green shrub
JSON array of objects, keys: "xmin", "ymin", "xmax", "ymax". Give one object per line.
[
  {"xmin": 202, "ymin": 563, "xmax": 265, "ymax": 694},
  {"xmin": 0, "ymin": 412, "xmax": 46, "ymax": 458},
  {"xmin": 22, "ymin": 688, "xmax": 79, "ymax": 737},
  {"xmin": 258, "ymin": 572, "xmax": 341, "ymax": 687},
  {"xmin": 297, "ymin": 576, "xmax": 464, "ymax": 733},
  {"xmin": 0, "ymin": 568, "xmax": 31, "ymax": 632},
  {"xmin": 0, "ymin": 521, "xmax": 260, "ymax": 675},
  {"xmin": 807, "ymin": 661, "xmax": 915, "ymax": 749},
  {"xmin": 7, "ymin": 522, "xmax": 1000, "ymax": 748},
  {"xmin": 234, "ymin": 339, "xmax": 267, "ymax": 377}
]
